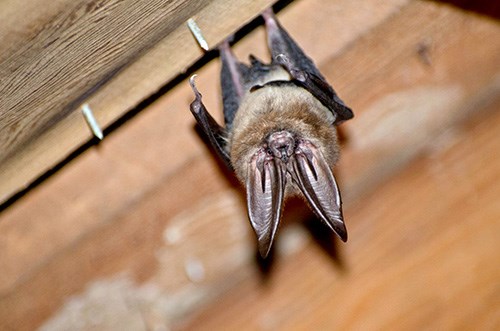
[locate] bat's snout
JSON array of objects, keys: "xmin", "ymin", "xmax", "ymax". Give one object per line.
[{"xmin": 268, "ymin": 131, "xmax": 295, "ymax": 162}]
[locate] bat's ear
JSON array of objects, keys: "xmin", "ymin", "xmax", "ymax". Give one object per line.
[
  {"xmin": 291, "ymin": 142, "xmax": 347, "ymax": 242},
  {"xmin": 246, "ymin": 151, "xmax": 286, "ymax": 257}
]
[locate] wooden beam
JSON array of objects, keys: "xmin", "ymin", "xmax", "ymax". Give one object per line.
[
  {"xmin": 0, "ymin": 0, "xmax": 499, "ymax": 330},
  {"xmin": 0, "ymin": 0, "xmax": 275, "ymax": 204}
]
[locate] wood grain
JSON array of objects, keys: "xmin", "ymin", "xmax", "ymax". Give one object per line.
[
  {"xmin": 329, "ymin": 0, "xmax": 500, "ymax": 201},
  {"xmin": 0, "ymin": 0, "xmax": 498, "ymax": 330},
  {"xmin": 0, "ymin": 0, "xmax": 275, "ymax": 204},
  {"xmin": 179, "ymin": 96, "xmax": 500, "ymax": 331}
]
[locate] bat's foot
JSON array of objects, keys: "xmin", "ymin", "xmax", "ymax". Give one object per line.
[
  {"xmin": 261, "ymin": 7, "xmax": 276, "ymax": 24},
  {"xmin": 218, "ymin": 38, "xmax": 238, "ymax": 62},
  {"xmin": 262, "ymin": 7, "xmax": 280, "ymax": 38},
  {"xmin": 218, "ymin": 39, "xmax": 231, "ymax": 52}
]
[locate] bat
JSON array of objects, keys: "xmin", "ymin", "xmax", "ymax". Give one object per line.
[{"xmin": 188, "ymin": 8, "xmax": 353, "ymax": 258}]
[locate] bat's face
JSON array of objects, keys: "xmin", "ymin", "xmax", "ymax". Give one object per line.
[
  {"xmin": 243, "ymin": 129, "xmax": 335, "ymax": 197},
  {"xmin": 267, "ymin": 130, "xmax": 295, "ymax": 163},
  {"xmin": 228, "ymin": 85, "xmax": 345, "ymax": 257},
  {"xmin": 229, "ymin": 85, "xmax": 338, "ymax": 181}
]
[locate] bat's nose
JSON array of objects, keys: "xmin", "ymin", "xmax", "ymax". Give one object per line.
[{"xmin": 268, "ymin": 131, "xmax": 295, "ymax": 162}]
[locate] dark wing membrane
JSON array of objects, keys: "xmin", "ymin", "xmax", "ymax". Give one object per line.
[
  {"xmin": 247, "ymin": 152, "xmax": 286, "ymax": 257},
  {"xmin": 219, "ymin": 41, "xmax": 245, "ymax": 129},
  {"xmin": 220, "ymin": 41, "xmax": 281, "ymax": 129},
  {"xmin": 291, "ymin": 142, "xmax": 347, "ymax": 242},
  {"xmin": 294, "ymin": 71, "xmax": 354, "ymax": 123},
  {"xmin": 263, "ymin": 8, "xmax": 323, "ymax": 79},
  {"xmin": 189, "ymin": 76, "xmax": 231, "ymax": 168},
  {"xmin": 263, "ymin": 8, "xmax": 353, "ymax": 124}
]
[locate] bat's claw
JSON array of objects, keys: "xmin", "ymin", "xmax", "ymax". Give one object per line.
[
  {"xmin": 189, "ymin": 74, "xmax": 204, "ymax": 114},
  {"xmin": 275, "ymin": 53, "xmax": 289, "ymax": 65},
  {"xmin": 275, "ymin": 54, "xmax": 307, "ymax": 82},
  {"xmin": 189, "ymin": 74, "xmax": 200, "ymax": 96}
]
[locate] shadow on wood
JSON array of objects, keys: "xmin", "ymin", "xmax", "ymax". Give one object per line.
[{"xmin": 303, "ymin": 214, "xmax": 345, "ymax": 270}]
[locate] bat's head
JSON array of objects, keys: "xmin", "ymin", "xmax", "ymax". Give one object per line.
[{"xmin": 229, "ymin": 86, "xmax": 347, "ymax": 257}]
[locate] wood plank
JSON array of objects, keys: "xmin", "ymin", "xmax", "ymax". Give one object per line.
[
  {"xmin": 0, "ymin": 0, "xmax": 275, "ymax": 204},
  {"xmin": 332, "ymin": 0, "xmax": 500, "ymax": 201},
  {"xmin": 0, "ymin": 0, "xmax": 412, "ymax": 297},
  {"xmin": 0, "ymin": 0, "xmax": 499, "ymax": 330},
  {"xmin": 178, "ymin": 87, "xmax": 500, "ymax": 331}
]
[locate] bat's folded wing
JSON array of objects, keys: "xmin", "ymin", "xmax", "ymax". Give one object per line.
[
  {"xmin": 189, "ymin": 76, "xmax": 232, "ymax": 168},
  {"xmin": 263, "ymin": 8, "xmax": 353, "ymax": 124}
]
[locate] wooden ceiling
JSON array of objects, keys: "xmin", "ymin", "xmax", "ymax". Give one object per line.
[{"xmin": 0, "ymin": 0, "xmax": 499, "ymax": 330}]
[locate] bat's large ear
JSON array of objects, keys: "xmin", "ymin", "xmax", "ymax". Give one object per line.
[
  {"xmin": 291, "ymin": 141, "xmax": 347, "ymax": 242},
  {"xmin": 246, "ymin": 151, "xmax": 286, "ymax": 258}
]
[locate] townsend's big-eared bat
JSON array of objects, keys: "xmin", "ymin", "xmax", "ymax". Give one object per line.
[{"xmin": 189, "ymin": 8, "xmax": 353, "ymax": 257}]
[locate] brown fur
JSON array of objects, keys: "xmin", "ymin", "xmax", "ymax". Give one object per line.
[{"xmin": 229, "ymin": 85, "xmax": 339, "ymax": 183}]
